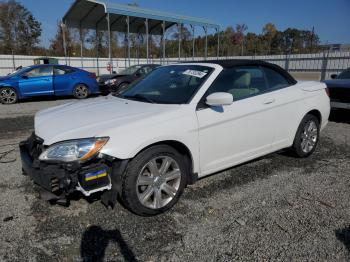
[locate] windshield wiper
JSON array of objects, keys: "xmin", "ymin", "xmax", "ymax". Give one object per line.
[{"xmin": 123, "ymin": 94, "xmax": 155, "ymax": 103}]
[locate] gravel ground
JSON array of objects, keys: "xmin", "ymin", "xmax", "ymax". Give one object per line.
[{"xmin": 0, "ymin": 104, "xmax": 349, "ymax": 261}]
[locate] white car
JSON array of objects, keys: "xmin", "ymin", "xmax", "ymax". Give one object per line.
[{"xmin": 20, "ymin": 60, "xmax": 330, "ymax": 216}]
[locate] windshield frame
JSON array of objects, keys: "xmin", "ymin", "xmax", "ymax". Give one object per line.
[
  {"xmin": 115, "ymin": 64, "xmax": 215, "ymax": 105},
  {"xmin": 7, "ymin": 66, "xmax": 31, "ymax": 77}
]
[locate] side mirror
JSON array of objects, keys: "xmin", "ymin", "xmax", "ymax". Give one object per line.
[
  {"xmin": 21, "ymin": 75, "xmax": 28, "ymax": 79},
  {"xmin": 206, "ymin": 92, "xmax": 233, "ymax": 107},
  {"xmin": 135, "ymin": 72, "xmax": 141, "ymax": 77},
  {"xmin": 330, "ymin": 74, "xmax": 338, "ymax": 79}
]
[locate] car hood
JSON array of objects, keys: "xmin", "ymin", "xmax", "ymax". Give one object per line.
[
  {"xmin": 35, "ymin": 95, "xmax": 181, "ymax": 145},
  {"xmin": 0, "ymin": 76, "xmax": 11, "ymax": 81}
]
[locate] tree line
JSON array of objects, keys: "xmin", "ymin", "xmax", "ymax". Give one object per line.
[{"xmin": 0, "ymin": 0, "xmax": 323, "ymax": 58}]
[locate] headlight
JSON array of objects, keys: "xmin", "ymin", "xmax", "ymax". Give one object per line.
[
  {"xmin": 39, "ymin": 137, "xmax": 109, "ymax": 162},
  {"xmin": 105, "ymin": 79, "xmax": 117, "ymax": 85}
]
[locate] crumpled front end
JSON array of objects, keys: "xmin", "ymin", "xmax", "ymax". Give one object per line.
[{"xmin": 19, "ymin": 133, "xmax": 127, "ymax": 206}]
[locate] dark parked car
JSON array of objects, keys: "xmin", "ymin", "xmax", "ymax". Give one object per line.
[
  {"xmin": 323, "ymin": 68, "xmax": 350, "ymax": 109},
  {"xmin": 0, "ymin": 64, "xmax": 99, "ymax": 104},
  {"xmin": 99, "ymin": 64, "xmax": 160, "ymax": 94}
]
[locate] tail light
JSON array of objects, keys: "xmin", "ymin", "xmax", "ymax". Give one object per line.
[
  {"xmin": 325, "ymin": 87, "xmax": 330, "ymax": 97},
  {"xmin": 88, "ymin": 72, "xmax": 97, "ymax": 79}
]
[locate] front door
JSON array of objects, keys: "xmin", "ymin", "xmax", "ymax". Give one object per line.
[
  {"xmin": 19, "ymin": 66, "xmax": 53, "ymax": 96},
  {"xmin": 196, "ymin": 66, "xmax": 277, "ymax": 176}
]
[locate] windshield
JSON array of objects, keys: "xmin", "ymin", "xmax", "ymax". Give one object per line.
[
  {"xmin": 337, "ymin": 69, "xmax": 350, "ymax": 79},
  {"xmin": 119, "ymin": 65, "xmax": 141, "ymax": 75},
  {"xmin": 117, "ymin": 65, "xmax": 213, "ymax": 104},
  {"xmin": 8, "ymin": 66, "xmax": 30, "ymax": 76}
]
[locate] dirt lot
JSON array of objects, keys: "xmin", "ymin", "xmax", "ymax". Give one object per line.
[{"xmin": 0, "ymin": 99, "xmax": 349, "ymax": 262}]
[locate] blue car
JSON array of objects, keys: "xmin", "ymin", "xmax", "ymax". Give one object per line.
[{"xmin": 0, "ymin": 64, "xmax": 99, "ymax": 104}]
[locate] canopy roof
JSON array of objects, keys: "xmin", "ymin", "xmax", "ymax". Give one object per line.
[{"xmin": 63, "ymin": 0, "xmax": 220, "ymax": 35}]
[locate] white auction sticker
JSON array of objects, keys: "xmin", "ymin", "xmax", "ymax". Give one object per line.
[{"xmin": 182, "ymin": 69, "xmax": 207, "ymax": 78}]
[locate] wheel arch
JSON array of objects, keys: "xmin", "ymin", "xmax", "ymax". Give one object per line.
[
  {"xmin": 133, "ymin": 140, "xmax": 197, "ymax": 185},
  {"xmin": 306, "ymin": 109, "xmax": 322, "ymax": 125},
  {"xmin": 72, "ymin": 82, "xmax": 90, "ymax": 95},
  {"xmin": 0, "ymin": 85, "xmax": 20, "ymax": 101},
  {"xmin": 118, "ymin": 81, "xmax": 130, "ymax": 87}
]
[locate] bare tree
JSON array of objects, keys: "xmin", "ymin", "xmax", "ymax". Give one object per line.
[{"xmin": 0, "ymin": 0, "xmax": 42, "ymax": 54}]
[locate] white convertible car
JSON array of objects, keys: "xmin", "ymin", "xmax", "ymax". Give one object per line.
[{"xmin": 20, "ymin": 60, "xmax": 330, "ymax": 216}]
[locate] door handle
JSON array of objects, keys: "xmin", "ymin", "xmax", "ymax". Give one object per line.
[{"xmin": 263, "ymin": 98, "xmax": 275, "ymax": 105}]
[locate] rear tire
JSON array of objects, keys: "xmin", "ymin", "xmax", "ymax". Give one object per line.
[
  {"xmin": 73, "ymin": 84, "xmax": 89, "ymax": 99},
  {"xmin": 290, "ymin": 114, "xmax": 320, "ymax": 158},
  {"xmin": 120, "ymin": 145, "xmax": 188, "ymax": 216},
  {"xmin": 0, "ymin": 87, "xmax": 18, "ymax": 104}
]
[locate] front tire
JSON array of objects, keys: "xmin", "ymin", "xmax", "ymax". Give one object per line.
[
  {"xmin": 291, "ymin": 114, "xmax": 320, "ymax": 158},
  {"xmin": 117, "ymin": 82, "xmax": 129, "ymax": 93},
  {"xmin": 121, "ymin": 145, "xmax": 187, "ymax": 216},
  {"xmin": 73, "ymin": 84, "xmax": 89, "ymax": 99},
  {"xmin": 0, "ymin": 87, "xmax": 18, "ymax": 104}
]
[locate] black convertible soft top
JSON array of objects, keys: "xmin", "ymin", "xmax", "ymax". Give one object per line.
[{"xmin": 184, "ymin": 59, "xmax": 297, "ymax": 85}]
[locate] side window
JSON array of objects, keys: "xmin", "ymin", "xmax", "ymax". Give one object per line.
[
  {"xmin": 54, "ymin": 67, "xmax": 74, "ymax": 75},
  {"xmin": 206, "ymin": 66, "xmax": 267, "ymax": 101},
  {"xmin": 139, "ymin": 66, "xmax": 153, "ymax": 76},
  {"xmin": 262, "ymin": 67, "xmax": 290, "ymax": 90},
  {"xmin": 25, "ymin": 66, "xmax": 53, "ymax": 78}
]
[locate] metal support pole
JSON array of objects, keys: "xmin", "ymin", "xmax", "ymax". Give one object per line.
[
  {"xmin": 95, "ymin": 25, "xmax": 100, "ymax": 76},
  {"xmin": 178, "ymin": 23, "xmax": 182, "ymax": 61},
  {"xmin": 137, "ymin": 33, "xmax": 141, "ymax": 65},
  {"xmin": 79, "ymin": 25, "xmax": 84, "ymax": 68},
  {"xmin": 127, "ymin": 16, "xmax": 130, "ymax": 67},
  {"xmin": 204, "ymin": 26, "xmax": 208, "ymax": 60},
  {"xmin": 321, "ymin": 50, "xmax": 329, "ymax": 81},
  {"xmin": 145, "ymin": 19, "xmax": 149, "ymax": 63},
  {"xmin": 61, "ymin": 21, "xmax": 67, "ymax": 65},
  {"xmin": 107, "ymin": 13, "xmax": 112, "ymax": 74},
  {"xmin": 216, "ymin": 27, "xmax": 220, "ymax": 59},
  {"xmin": 162, "ymin": 21, "xmax": 166, "ymax": 63},
  {"xmin": 190, "ymin": 25, "xmax": 195, "ymax": 60},
  {"xmin": 11, "ymin": 50, "xmax": 15, "ymax": 70}
]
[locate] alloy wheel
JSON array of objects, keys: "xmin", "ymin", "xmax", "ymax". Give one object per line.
[
  {"xmin": 136, "ymin": 156, "xmax": 182, "ymax": 209},
  {"xmin": 0, "ymin": 88, "xmax": 17, "ymax": 104},
  {"xmin": 301, "ymin": 120, "xmax": 318, "ymax": 153},
  {"xmin": 74, "ymin": 85, "xmax": 88, "ymax": 99}
]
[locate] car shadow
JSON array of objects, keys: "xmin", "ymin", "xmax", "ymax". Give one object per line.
[
  {"xmin": 329, "ymin": 109, "xmax": 350, "ymax": 124},
  {"xmin": 80, "ymin": 225, "xmax": 137, "ymax": 262},
  {"xmin": 335, "ymin": 227, "xmax": 350, "ymax": 253}
]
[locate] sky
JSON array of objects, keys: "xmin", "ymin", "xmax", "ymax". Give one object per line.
[{"xmin": 17, "ymin": 0, "xmax": 350, "ymax": 47}]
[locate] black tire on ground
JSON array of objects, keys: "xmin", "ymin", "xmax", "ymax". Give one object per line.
[
  {"xmin": 120, "ymin": 145, "xmax": 188, "ymax": 216},
  {"xmin": 0, "ymin": 87, "xmax": 18, "ymax": 104},
  {"xmin": 117, "ymin": 83, "xmax": 129, "ymax": 93},
  {"xmin": 290, "ymin": 114, "xmax": 320, "ymax": 158},
  {"xmin": 73, "ymin": 84, "xmax": 89, "ymax": 99}
]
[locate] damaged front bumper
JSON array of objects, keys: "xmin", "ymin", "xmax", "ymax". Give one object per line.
[{"xmin": 19, "ymin": 133, "xmax": 128, "ymax": 207}]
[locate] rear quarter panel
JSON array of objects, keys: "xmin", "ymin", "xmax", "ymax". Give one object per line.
[
  {"xmin": 54, "ymin": 69, "xmax": 99, "ymax": 96},
  {"xmin": 272, "ymin": 81, "xmax": 330, "ymax": 150},
  {"xmin": 297, "ymin": 81, "xmax": 330, "ymax": 131},
  {"xmin": 77, "ymin": 70, "xmax": 99, "ymax": 94}
]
